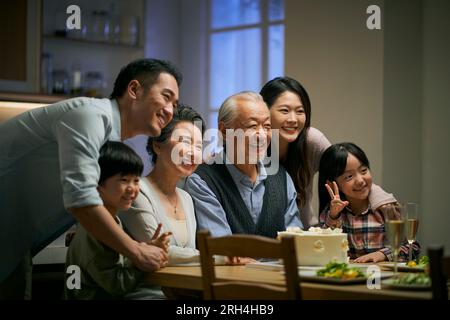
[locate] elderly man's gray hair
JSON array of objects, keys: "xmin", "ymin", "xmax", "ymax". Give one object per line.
[{"xmin": 218, "ymin": 91, "xmax": 266, "ymax": 127}]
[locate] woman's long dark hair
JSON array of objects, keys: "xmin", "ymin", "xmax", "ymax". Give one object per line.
[
  {"xmin": 318, "ymin": 142, "xmax": 370, "ymax": 213},
  {"xmin": 260, "ymin": 77, "xmax": 312, "ymax": 207}
]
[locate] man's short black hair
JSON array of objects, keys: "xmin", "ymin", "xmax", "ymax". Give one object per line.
[
  {"xmin": 110, "ymin": 58, "xmax": 182, "ymax": 99},
  {"xmin": 98, "ymin": 141, "xmax": 144, "ymax": 184}
]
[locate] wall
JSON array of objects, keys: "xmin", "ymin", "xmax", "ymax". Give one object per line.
[
  {"xmin": 144, "ymin": 0, "xmax": 208, "ymax": 117},
  {"xmin": 145, "ymin": 0, "xmax": 181, "ymax": 64},
  {"xmin": 286, "ymin": 0, "xmax": 450, "ymax": 253},
  {"xmin": 382, "ymin": 0, "xmax": 422, "ymax": 206},
  {"xmin": 421, "ymin": 0, "xmax": 450, "ymax": 253},
  {"xmin": 285, "ymin": 0, "xmax": 384, "ymax": 184}
]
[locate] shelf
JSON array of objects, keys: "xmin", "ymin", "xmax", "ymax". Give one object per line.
[
  {"xmin": 0, "ymin": 91, "xmax": 67, "ymax": 104},
  {"xmin": 43, "ymin": 35, "xmax": 143, "ymax": 50}
]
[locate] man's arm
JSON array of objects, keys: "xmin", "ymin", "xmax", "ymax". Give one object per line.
[
  {"xmin": 69, "ymin": 205, "xmax": 167, "ymax": 272},
  {"xmin": 53, "ymin": 104, "xmax": 165, "ymax": 272},
  {"xmin": 184, "ymin": 173, "xmax": 233, "ymax": 237}
]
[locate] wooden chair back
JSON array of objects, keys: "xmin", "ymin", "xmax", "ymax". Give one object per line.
[
  {"xmin": 428, "ymin": 245, "xmax": 450, "ymax": 300},
  {"xmin": 197, "ymin": 230, "xmax": 301, "ymax": 300}
]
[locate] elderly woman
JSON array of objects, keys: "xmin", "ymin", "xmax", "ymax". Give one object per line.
[{"xmin": 121, "ymin": 105, "xmax": 205, "ymax": 265}]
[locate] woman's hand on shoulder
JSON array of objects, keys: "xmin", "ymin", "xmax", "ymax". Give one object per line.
[
  {"xmin": 376, "ymin": 202, "xmax": 401, "ymax": 220},
  {"xmin": 325, "ymin": 181, "xmax": 349, "ymax": 218}
]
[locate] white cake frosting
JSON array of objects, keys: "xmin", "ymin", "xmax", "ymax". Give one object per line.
[{"xmin": 278, "ymin": 227, "xmax": 349, "ymax": 266}]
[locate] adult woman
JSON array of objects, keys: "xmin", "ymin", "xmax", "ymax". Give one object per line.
[
  {"xmin": 260, "ymin": 77, "xmax": 395, "ymax": 228},
  {"xmin": 121, "ymin": 105, "xmax": 204, "ymax": 265}
]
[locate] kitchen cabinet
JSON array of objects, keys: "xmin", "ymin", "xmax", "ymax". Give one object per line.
[
  {"xmin": 0, "ymin": 0, "xmax": 41, "ymax": 93},
  {"xmin": 0, "ymin": 0, "xmax": 145, "ymax": 97},
  {"xmin": 41, "ymin": 0, "xmax": 145, "ymax": 98}
]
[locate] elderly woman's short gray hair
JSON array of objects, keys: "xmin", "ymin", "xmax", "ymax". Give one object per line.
[{"xmin": 218, "ymin": 91, "xmax": 266, "ymax": 127}]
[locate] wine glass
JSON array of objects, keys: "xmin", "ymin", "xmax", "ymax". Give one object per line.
[
  {"xmin": 382, "ymin": 203, "xmax": 405, "ymax": 275},
  {"xmin": 405, "ymin": 203, "xmax": 419, "ymax": 264}
]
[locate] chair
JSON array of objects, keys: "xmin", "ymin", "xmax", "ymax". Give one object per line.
[
  {"xmin": 428, "ymin": 245, "xmax": 450, "ymax": 300},
  {"xmin": 197, "ymin": 230, "xmax": 301, "ymax": 300}
]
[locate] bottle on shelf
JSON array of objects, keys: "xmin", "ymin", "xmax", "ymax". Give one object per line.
[
  {"xmin": 41, "ymin": 53, "xmax": 53, "ymax": 95},
  {"xmin": 52, "ymin": 69, "xmax": 70, "ymax": 95},
  {"xmin": 85, "ymin": 71, "xmax": 106, "ymax": 98},
  {"xmin": 70, "ymin": 62, "xmax": 83, "ymax": 96},
  {"xmin": 88, "ymin": 10, "xmax": 101, "ymax": 42},
  {"xmin": 109, "ymin": 2, "xmax": 121, "ymax": 44},
  {"xmin": 99, "ymin": 10, "xmax": 111, "ymax": 43},
  {"xmin": 120, "ymin": 15, "xmax": 139, "ymax": 46}
]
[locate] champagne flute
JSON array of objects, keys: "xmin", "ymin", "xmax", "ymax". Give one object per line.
[
  {"xmin": 382, "ymin": 203, "xmax": 405, "ymax": 275},
  {"xmin": 405, "ymin": 202, "xmax": 419, "ymax": 264}
]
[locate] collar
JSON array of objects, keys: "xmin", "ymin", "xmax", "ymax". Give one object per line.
[
  {"xmin": 346, "ymin": 204, "xmax": 372, "ymax": 216},
  {"xmin": 218, "ymin": 150, "xmax": 267, "ymax": 187}
]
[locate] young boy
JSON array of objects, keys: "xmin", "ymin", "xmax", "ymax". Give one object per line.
[{"xmin": 65, "ymin": 141, "xmax": 170, "ymax": 299}]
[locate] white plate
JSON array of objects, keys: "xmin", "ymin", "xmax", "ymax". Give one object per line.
[
  {"xmin": 382, "ymin": 278, "xmax": 431, "ymax": 290},
  {"xmin": 168, "ymin": 262, "xmax": 201, "ymax": 267},
  {"xmin": 298, "ymin": 270, "xmax": 395, "ymax": 285},
  {"xmin": 246, "ymin": 261, "xmax": 324, "ymax": 272},
  {"xmin": 298, "ymin": 270, "xmax": 368, "ymax": 284},
  {"xmin": 246, "ymin": 261, "xmax": 372, "ymax": 273},
  {"xmin": 379, "ymin": 262, "xmax": 426, "ymax": 273},
  {"xmin": 246, "ymin": 262, "xmax": 394, "ymax": 285}
]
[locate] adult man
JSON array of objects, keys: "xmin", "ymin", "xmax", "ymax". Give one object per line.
[
  {"xmin": 185, "ymin": 91, "xmax": 302, "ymax": 238},
  {"xmin": 0, "ymin": 59, "xmax": 180, "ymax": 299}
]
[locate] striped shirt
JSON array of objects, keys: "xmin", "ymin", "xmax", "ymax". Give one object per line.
[{"xmin": 319, "ymin": 204, "xmax": 420, "ymax": 261}]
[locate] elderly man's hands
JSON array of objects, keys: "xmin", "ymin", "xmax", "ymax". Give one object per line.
[
  {"xmin": 354, "ymin": 251, "xmax": 387, "ymax": 263},
  {"xmin": 225, "ymin": 256, "xmax": 257, "ymax": 265}
]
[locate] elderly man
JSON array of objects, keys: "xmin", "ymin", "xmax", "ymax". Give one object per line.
[
  {"xmin": 0, "ymin": 58, "xmax": 180, "ymax": 299},
  {"xmin": 185, "ymin": 91, "xmax": 302, "ymax": 238}
]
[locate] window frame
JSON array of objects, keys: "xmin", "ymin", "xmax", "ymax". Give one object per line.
[{"xmin": 205, "ymin": 0, "xmax": 285, "ymax": 124}]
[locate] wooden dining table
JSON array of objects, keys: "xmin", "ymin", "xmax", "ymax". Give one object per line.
[{"xmin": 145, "ymin": 265, "xmax": 434, "ymax": 300}]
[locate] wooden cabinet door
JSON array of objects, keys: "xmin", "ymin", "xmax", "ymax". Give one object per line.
[{"xmin": 0, "ymin": 0, "xmax": 41, "ymax": 93}]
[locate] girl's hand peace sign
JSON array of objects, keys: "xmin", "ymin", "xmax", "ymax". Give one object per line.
[{"xmin": 325, "ymin": 181, "xmax": 349, "ymax": 218}]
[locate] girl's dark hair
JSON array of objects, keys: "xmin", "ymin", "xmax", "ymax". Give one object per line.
[
  {"xmin": 260, "ymin": 76, "xmax": 312, "ymax": 207},
  {"xmin": 98, "ymin": 141, "xmax": 144, "ymax": 184},
  {"xmin": 110, "ymin": 58, "xmax": 182, "ymax": 99},
  {"xmin": 147, "ymin": 104, "xmax": 206, "ymax": 164},
  {"xmin": 318, "ymin": 142, "xmax": 370, "ymax": 213}
]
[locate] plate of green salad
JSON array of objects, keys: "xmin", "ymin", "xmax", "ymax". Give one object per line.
[
  {"xmin": 380, "ymin": 256, "xmax": 429, "ymax": 273},
  {"xmin": 299, "ymin": 262, "xmax": 368, "ymax": 284},
  {"xmin": 382, "ymin": 273, "xmax": 431, "ymax": 290}
]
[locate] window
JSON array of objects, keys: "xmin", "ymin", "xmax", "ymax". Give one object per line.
[{"xmin": 207, "ymin": 0, "xmax": 285, "ymax": 135}]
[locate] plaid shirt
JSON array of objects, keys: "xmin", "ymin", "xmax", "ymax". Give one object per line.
[{"xmin": 319, "ymin": 204, "xmax": 420, "ymax": 261}]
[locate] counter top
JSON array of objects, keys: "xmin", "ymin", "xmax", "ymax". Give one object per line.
[{"xmin": 0, "ymin": 91, "xmax": 67, "ymax": 104}]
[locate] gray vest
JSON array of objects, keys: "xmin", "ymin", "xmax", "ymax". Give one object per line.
[{"xmin": 195, "ymin": 163, "xmax": 287, "ymax": 238}]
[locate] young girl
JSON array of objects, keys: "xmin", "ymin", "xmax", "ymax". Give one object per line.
[{"xmin": 318, "ymin": 142, "xmax": 420, "ymax": 263}]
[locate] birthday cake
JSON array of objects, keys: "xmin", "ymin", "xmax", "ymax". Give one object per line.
[{"xmin": 277, "ymin": 227, "xmax": 349, "ymax": 266}]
